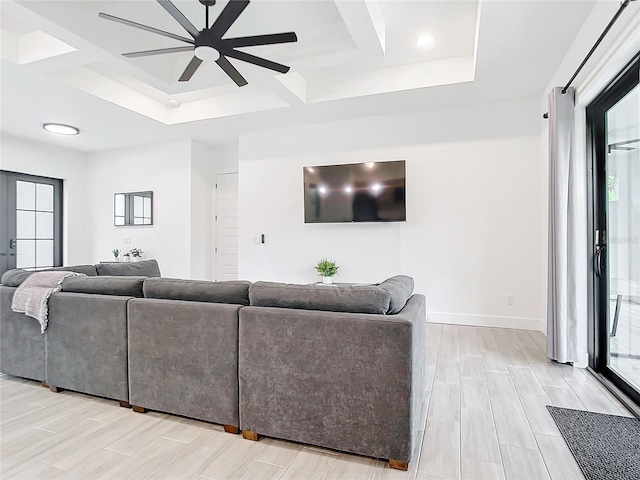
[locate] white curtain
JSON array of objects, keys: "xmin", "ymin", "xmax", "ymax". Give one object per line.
[{"xmin": 547, "ymin": 86, "xmax": 579, "ymax": 364}]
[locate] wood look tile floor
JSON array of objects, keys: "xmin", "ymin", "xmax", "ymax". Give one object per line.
[{"xmin": 1, "ymin": 325, "xmax": 635, "ymax": 480}]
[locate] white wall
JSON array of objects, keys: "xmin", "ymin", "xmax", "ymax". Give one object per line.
[
  {"xmin": 210, "ymin": 142, "xmax": 240, "ymax": 171},
  {"xmin": 191, "ymin": 141, "xmax": 217, "ymax": 280},
  {"xmin": 539, "ymin": 0, "xmax": 640, "ymax": 366},
  {"xmin": 239, "ymin": 99, "xmax": 544, "ymax": 331},
  {"xmin": 86, "ymin": 140, "xmax": 193, "ymax": 278},
  {"xmin": 85, "ymin": 139, "xmax": 236, "ymax": 279},
  {"xmin": 0, "ymin": 133, "xmax": 90, "ymax": 265}
]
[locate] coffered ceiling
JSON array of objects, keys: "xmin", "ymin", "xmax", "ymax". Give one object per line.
[{"xmin": 0, "ymin": 1, "xmax": 597, "ymax": 151}]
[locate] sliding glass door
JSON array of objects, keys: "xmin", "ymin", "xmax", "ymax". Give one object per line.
[{"xmin": 588, "ymin": 55, "xmax": 639, "ymax": 404}]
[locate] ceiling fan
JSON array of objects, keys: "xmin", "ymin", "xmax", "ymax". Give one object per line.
[{"xmin": 99, "ymin": 0, "xmax": 297, "ymax": 87}]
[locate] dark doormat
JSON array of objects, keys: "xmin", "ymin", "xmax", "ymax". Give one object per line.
[{"xmin": 547, "ymin": 406, "xmax": 640, "ymax": 480}]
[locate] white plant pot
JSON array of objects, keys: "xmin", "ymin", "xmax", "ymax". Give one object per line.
[
  {"xmin": 322, "ymin": 276, "xmax": 333, "ymax": 284},
  {"xmin": 123, "ymin": 256, "xmax": 131, "ymax": 263}
]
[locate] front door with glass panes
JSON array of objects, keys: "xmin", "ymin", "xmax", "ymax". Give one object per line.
[{"xmin": 0, "ymin": 171, "xmax": 63, "ymax": 277}]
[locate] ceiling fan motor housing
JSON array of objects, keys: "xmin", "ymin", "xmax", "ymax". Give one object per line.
[{"xmin": 195, "ymin": 29, "xmax": 221, "ymax": 49}]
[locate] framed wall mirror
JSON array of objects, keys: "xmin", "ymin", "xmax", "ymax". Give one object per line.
[{"xmin": 114, "ymin": 191, "xmax": 153, "ymax": 226}]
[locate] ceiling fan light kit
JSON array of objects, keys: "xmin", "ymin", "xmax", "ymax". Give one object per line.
[
  {"xmin": 99, "ymin": 0, "xmax": 297, "ymax": 87},
  {"xmin": 194, "ymin": 45, "xmax": 221, "ymax": 62}
]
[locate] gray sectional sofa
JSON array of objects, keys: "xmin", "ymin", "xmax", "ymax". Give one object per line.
[
  {"xmin": 0, "ymin": 260, "xmax": 159, "ymax": 399},
  {"xmin": 240, "ymin": 280, "xmax": 427, "ymax": 469},
  {"xmin": 127, "ymin": 278, "xmax": 251, "ymax": 431},
  {"xmin": 0, "ymin": 264, "xmax": 426, "ymax": 470},
  {"xmin": 0, "ymin": 263, "xmax": 107, "ymax": 383}
]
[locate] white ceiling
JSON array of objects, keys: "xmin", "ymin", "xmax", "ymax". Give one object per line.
[{"xmin": 0, "ymin": 0, "xmax": 596, "ymax": 152}]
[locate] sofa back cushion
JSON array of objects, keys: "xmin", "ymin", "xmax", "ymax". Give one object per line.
[
  {"xmin": 143, "ymin": 278, "xmax": 250, "ymax": 305},
  {"xmin": 249, "ymin": 281, "xmax": 391, "ymax": 315},
  {"xmin": 1, "ymin": 265, "xmax": 98, "ymax": 287},
  {"xmin": 1, "ymin": 270, "xmax": 34, "ymax": 287},
  {"xmin": 61, "ymin": 276, "xmax": 146, "ymax": 297},
  {"xmin": 378, "ymin": 275, "xmax": 415, "ymax": 314},
  {"xmin": 95, "ymin": 259, "xmax": 161, "ymax": 277}
]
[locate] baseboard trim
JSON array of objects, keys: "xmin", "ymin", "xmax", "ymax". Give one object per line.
[{"xmin": 428, "ymin": 312, "xmax": 545, "ymax": 333}]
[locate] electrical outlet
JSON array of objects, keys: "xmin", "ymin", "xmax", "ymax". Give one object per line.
[
  {"xmin": 507, "ymin": 295, "xmax": 515, "ymax": 306},
  {"xmin": 124, "ymin": 237, "xmax": 131, "ymax": 244}
]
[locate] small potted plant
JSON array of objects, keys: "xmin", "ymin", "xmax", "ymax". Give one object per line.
[
  {"xmin": 129, "ymin": 248, "xmax": 144, "ymax": 262},
  {"xmin": 111, "ymin": 249, "xmax": 120, "ymax": 262},
  {"xmin": 315, "ymin": 258, "xmax": 339, "ymax": 285},
  {"xmin": 122, "ymin": 252, "xmax": 131, "ymax": 263}
]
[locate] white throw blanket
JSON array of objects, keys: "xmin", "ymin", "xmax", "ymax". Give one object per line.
[{"xmin": 11, "ymin": 271, "xmax": 85, "ymax": 333}]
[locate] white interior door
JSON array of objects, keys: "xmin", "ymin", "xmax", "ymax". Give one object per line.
[{"xmin": 215, "ymin": 173, "xmax": 238, "ymax": 281}]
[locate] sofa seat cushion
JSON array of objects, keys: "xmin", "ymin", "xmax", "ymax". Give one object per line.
[
  {"xmin": 143, "ymin": 278, "xmax": 250, "ymax": 305},
  {"xmin": 61, "ymin": 276, "xmax": 146, "ymax": 297},
  {"xmin": 1, "ymin": 265, "xmax": 98, "ymax": 287},
  {"xmin": 378, "ymin": 275, "xmax": 415, "ymax": 314},
  {"xmin": 249, "ymin": 281, "xmax": 391, "ymax": 314},
  {"xmin": 95, "ymin": 259, "xmax": 161, "ymax": 278}
]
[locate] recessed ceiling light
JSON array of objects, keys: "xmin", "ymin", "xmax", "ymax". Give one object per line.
[
  {"xmin": 344, "ymin": 185, "xmax": 353, "ymax": 193},
  {"xmin": 417, "ymin": 35, "xmax": 434, "ymax": 47},
  {"xmin": 43, "ymin": 123, "xmax": 79, "ymax": 135},
  {"xmin": 319, "ymin": 185, "xmax": 327, "ymax": 194}
]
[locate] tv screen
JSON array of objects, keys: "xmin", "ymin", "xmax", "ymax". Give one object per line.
[{"xmin": 304, "ymin": 160, "xmax": 406, "ymax": 223}]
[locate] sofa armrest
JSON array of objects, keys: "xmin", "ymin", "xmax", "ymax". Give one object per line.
[{"xmin": 238, "ymin": 294, "xmax": 427, "ymax": 463}]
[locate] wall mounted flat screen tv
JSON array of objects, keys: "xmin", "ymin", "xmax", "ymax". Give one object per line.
[{"xmin": 304, "ymin": 160, "xmax": 406, "ymax": 223}]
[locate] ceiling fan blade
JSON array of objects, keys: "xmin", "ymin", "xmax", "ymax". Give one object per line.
[
  {"xmin": 224, "ymin": 49, "xmax": 290, "ymax": 74},
  {"xmin": 221, "ymin": 32, "xmax": 297, "ymax": 49},
  {"xmin": 211, "ymin": 0, "xmax": 250, "ymax": 38},
  {"xmin": 99, "ymin": 12, "xmax": 194, "ymax": 44},
  {"xmin": 216, "ymin": 56, "xmax": 248, "ymax": 87},
  {"xmin": 123, "ymin": 46, "xmax": 194, "ymax": 58},
  {"xmin": 179, "ymin": 56, "xmax": 203, "ymax": 81},
  {"xmin": 156, "ymin": 0, "xmax": 200, "ymax": 38}
]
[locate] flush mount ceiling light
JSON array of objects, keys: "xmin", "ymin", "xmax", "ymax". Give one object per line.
[
  {"xmin": 43, "ymin": 123, "xmax": 79, "ymax": 135},
  {"xmin": 417, "ymin": 34, "xmax": 434, "ymax": 47}
]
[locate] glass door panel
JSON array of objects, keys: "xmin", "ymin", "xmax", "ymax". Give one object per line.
[
  {"xmin": 606, "ymin": 85, "xmax": 640, "ymax": 392},
  {"xmin": 588, "ymin": 55, "xmax": 639, "ymax": 407},
  {"xmin": 0, "ymin": 171, "xmax": 62, "ymax": 276},
  {"xmin": 15, "ymin": 180, "xmax": 56, "ymax": 269}
]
